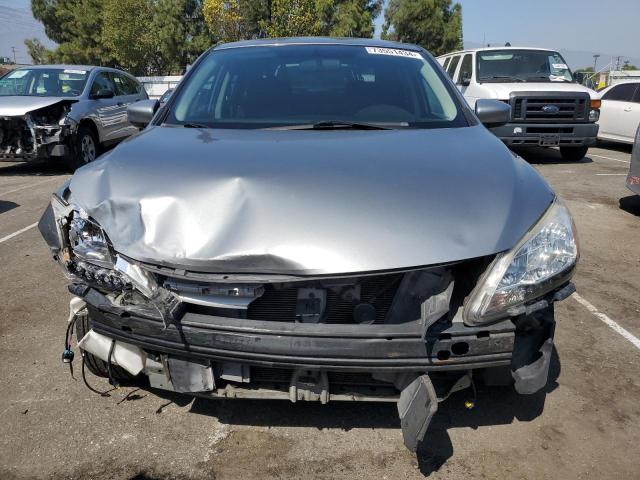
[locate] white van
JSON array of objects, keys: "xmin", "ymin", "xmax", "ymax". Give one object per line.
[{"xmin": 437, "ymin": 47, "xmax": 600, "ymax": 161}]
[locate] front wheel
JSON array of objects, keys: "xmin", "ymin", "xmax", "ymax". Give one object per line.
[
  {"xmin": 67, "ymin": 125, "xmax": 99, "ymax": 170},
  {"xmin": 559, "ymin": 146, "xmax": 589, "ymax": 162}
]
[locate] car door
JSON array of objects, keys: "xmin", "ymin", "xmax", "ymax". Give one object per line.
[
  {"xmin": 625, "ymin": 84, "xmax": 640, "ymax": 142},
  {"xmin": 109, "ymin": 72, "xmax": 143, "ymax": 140},
  {"xmin": 455, "ymin": 54, "xmax": 474, "ymax": 107},
  {"xmin": 446, "ymin": 55, "xmax": 461, "ymax": 81},
  {"xmin": 599, "ymin": 83, "xmax": 640, "ymax": 142},
  {"xmin": 88, "ymin": 71, "xmax": 120, "ymax": 143}
]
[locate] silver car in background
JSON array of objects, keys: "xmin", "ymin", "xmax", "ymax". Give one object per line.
[{"xmin": 0, "ymin": 65, "xmax": 147, "ymax": 169}]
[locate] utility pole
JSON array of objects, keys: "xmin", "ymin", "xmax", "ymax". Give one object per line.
[
  {"xmin": 592, "ymin": 54, "xmax": 600, "ymax": 73},
  {"xmin": 11, "ymin": 46, "xmax": 17, "ymax": 64}
]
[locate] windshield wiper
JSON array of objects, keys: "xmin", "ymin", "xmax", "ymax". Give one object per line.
[
  {"xmin": 480, "ymin": 75, "xmax": 526, "ymax": 83},
  {"xmin": 269, "ymin": 121, "xmax": 394, "ymax": 131},
  {"xmin": 182, "ymin": 122, "xmax": 211, "ymax": 129}
]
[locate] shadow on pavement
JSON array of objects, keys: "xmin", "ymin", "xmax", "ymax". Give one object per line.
[
  {"xmin": 595, "ymin": 141, "xmax": 632, "ymax": 155},
  {"xmin": 0, "ymin": 159, "xmax": 69, "ymax": 176},
  {"xmin": 511, "ymin": 146, "xmax": 594, "ymax": 165},
  {"xmin": 0, "ymin": 200, "xmax": 19, "ymax": 214},
  {"xmin": 139, "ymin": 348, "xmax": 560, "ymax": 477},
  {"xmin": 619, "ymin": 195, "xmax": 640, "ymax": 216}
]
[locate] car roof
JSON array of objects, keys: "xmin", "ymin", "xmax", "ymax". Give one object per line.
[
  {"xmin": 437, "ymin": 47, "xmax": 561, "ymax": 58},
  {"xmin": 12, "ymin": 65, "xmax": 135, "ymax": 76},
  {"xmin": 214, "ymin": 37, "xmax": 423, "ymax": 52},
  {"xmin": 15, "ymin": 64, "xmax": 98, "ymax": 71}
]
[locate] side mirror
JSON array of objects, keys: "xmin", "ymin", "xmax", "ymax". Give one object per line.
[
  {"xmin": 92, "ymin": 88, "xmax": 114, "ymax": 99},
  {"xmin": 127, "ymin": 99, "xmax": 159, "ymax": 128},
  {"xmin": 475, "ymin": 99, "xmax": 511, "ymax": 128},
  {"xmin": 459, "ymin": 73, "xmax": 471, "ymax": 87}
]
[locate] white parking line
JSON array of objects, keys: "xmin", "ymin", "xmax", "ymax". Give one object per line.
[
  {"xmin": 0, "ymin": 177, "xmax": 61, "ymax": 198},
  {"xmin": 573, "ymin": 293, "xmax": 640, "ymax": 351},
  {"xmin": 595, "ymin": 173, "xmax": 626, "ymax": 176},
  {"xmin": 589, "ymin": 153, "xmax": 631, "ymax": 164},
  {"xmin": 0, "ymin": 222, "xmax": 38, "ymax": 244}
]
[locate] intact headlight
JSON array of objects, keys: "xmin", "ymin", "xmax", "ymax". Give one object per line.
[{"xmin": 464, "ymin": 199, "xmax": 578, "ymax": 326}]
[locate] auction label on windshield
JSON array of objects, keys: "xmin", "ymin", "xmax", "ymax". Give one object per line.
[{"xmin": 365, "ymin": 47, "xmax": 422, "ymax": 59}]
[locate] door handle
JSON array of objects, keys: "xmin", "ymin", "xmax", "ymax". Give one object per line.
[{"xmin": 624, "ymin": 106, "xmax": 633, "ymax": 112}]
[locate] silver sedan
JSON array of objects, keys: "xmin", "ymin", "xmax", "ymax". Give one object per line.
[{"xmin": 0, "ymin": 65, "xmax": 147, "ymax": 169}]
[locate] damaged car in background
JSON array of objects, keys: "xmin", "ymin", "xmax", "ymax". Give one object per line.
[
  {"xmin": 39, "ymin": 38, "xmax": 579, "ymax": 452},
  {"xmin": 0, "ymin": 65, "xmax": 147, "ymax": 169}
]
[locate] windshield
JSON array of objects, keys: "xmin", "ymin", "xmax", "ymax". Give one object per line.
[
  {"xmin": 0, "ymin": 68, "xmax": 89, "ymax": 97},
  {"xmin": 166, "ymin": 45, "xmax": 466, "ymax": 129},
  {"xmin": 477, "ymin": 50, "xmax": 574, "ymax": 83}
]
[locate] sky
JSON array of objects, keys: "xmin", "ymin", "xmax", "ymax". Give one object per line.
[
  {"xmin": 376, "ymin": 0, "xmax": 639, "ymax": 68},
  {"xmin": 1, "ymin": 0, "xmax": 638, "ymax": 68}
]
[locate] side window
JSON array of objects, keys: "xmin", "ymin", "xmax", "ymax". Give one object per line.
[
  {"xmin": 123, "ymin": 74, "xmax": 142, "ymax": 94},
  {"xmin": 457, "ymin": 54, "xmax": 473, "ymax": 84},
  {"xmin": 446, "ymin": 56, "xmax": 460, "ymax": 79},
  {"xmin": 90, "ymin": 72, "xmax": 114, "ymax": 96},
  {"xmin": 603, "ymin": 83, "xmax": 637, "ymax": 102},
  {"xmin": 111, "ymin": 73, "xmax": 134, "ymax": 96},
  {"xmin": 631, "ymin": 84, "xmax": 640, "ymax": 103},
  {"xmin": 443, "ymin": 57, "xmax": 451, "ymax": 70}
]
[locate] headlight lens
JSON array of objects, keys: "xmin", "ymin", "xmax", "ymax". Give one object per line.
[
  {"xmin": 66, "ymin": 211, "xmax": 131, "ymax": 291},
  {"xmin": 69, "ymin": 214, "xmax": 113, "ymax": 267},
  {"xmin": 464, "ymin": 199, "xmax": 578, "ymax": 325}
]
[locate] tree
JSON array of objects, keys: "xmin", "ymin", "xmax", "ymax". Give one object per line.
[
  {"xmin": 151, "ymin": 0, "xmax": 215, "ymax": 74},
  {"xmin": 381, "ymin": 0, "xmax": 462, "ymax": 56},
  {"xmin": 32, "ymin": 0, "xmax": 213, "ymax": 74},
  {"xmin": 316, "ymin": 0, "xmax": 383, "ymax": 37},
  {"xmin": 24, "ymin": 38, "xmax": 52, "ymax": 64},
  {"xmin": 102, "ymin": 0, "xmax": 155, "ymax": 75},
  {"xmin": 622, "ymin": 63, "xmax": 638, "ymax": 71},
  {"xmin": 203, "ymin": 0, "xmax": 248, "ymax": 41},
  {"xmin": 260, "ymin": 0, "xmax": 322, "ymax": 37}
]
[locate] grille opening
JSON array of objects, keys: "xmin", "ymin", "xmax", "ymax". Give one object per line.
[
  {"xmin": 246, "ymin": 273, "xmax": 404, "ymax": 324},
  {"xmin": 451, "ymin": 342, "xmax": 470, "ymax": 355},
  {"xmin": 511, "ymin": 95, "xmax": 589, "ymax": 122},
  {"xmin": 437, "ymin": 350, "xmax": 451, "ymax": 361}
]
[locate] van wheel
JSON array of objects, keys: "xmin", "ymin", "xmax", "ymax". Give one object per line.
[
  {"xmin": 559, "ymin": 146, "xmax": 589, "ymax": 162},
  {"xmin": 67, "ymin": 125, "xmax": 99, "ymax": 171},
  {"xmin": 75, "ymin": 310, "xmax": 133, "ymax": 380}
]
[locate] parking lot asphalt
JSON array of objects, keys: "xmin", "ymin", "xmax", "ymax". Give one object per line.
[{"xmin": 1, "ymin": 144, "xmax": 639, "ymax": 480}]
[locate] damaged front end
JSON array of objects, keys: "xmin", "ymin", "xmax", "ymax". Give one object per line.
[
  {"xmin": 0, "ymin": 101, "xmax": 76, "ymax": 161},
  {"xmin": 39, "ymin": 187, "xmax": 578, "ymax": 452}
]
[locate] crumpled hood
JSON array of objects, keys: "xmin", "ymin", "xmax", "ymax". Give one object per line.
[
  {"xmin": 0, "ymin": 96, "xmax": 76, "ymax": 116},
  {"xmin": 482, "ymin": 82, "xmax": 596, "ymax": 100},
  {"xmin": 69, "ymin": 125, "xmax": 554, "ymax": 275}
]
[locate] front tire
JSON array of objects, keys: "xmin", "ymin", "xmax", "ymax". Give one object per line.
[
  {"xmin": 75, "ymin": 310, "xmax": 133, "ymax": 381},
  {"xmin": 67, "ymin": 125, "xmax": 99, "ymax": 170},
  {"xmin": 559, "ymin": 146, "xmax": 589, "ymax": 162}
]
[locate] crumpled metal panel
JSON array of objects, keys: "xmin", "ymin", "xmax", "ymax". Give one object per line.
[
  {"xmin": 68, "ymin": 124, "xmax": 554, "ymax": 275},
  {"xmin": 0, "ymin": 97, "xmax": 73, "ymax": 116}
]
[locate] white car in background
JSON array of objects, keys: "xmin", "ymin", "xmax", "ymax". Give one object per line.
[
  {"xmin": 437, "ymin": 48, "xmax": 600, "ymax": 161},
  {"xmin": 596, "ymin": 82, "xmax": 640, "ymax": 144}
]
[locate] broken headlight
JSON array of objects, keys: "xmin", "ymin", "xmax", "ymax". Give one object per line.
[
  {"xmin": 464, "ymin": 199, "xmax": 578, "ymax": 325},
  {"xmin": 67, "ymin": 212, "xmax": 128, "ymax": 291}
]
